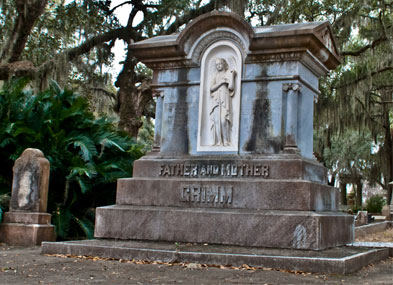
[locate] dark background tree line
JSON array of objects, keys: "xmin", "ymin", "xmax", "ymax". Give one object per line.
[{"xmin": 0, "ymin": 0, "xmax": 392, "ymax": 238}]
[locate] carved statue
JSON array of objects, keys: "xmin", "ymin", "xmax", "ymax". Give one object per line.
[{"xmin": 209, "ymin": 58, "xmax": 237, "ymax": 146}]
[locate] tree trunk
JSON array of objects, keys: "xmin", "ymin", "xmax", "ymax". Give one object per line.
[
  {"xmin": 340, "ymin": 183, "xmax": 347, "ymax": 205},
  {"xmin": 0, "ymin": 0, "xmax": 48, "ymax": 64},
  {"xmin": 229, "ymin": 0, "xmax": 246, "ymax": 17},
  {"xmin": 382, "ymin": 91, "xmax": 393, "ymax": 205},
  {"xmin": 355, "ymin": 178, "xmax": 363, "ymax": 209},
  {"xmin": 115, "ymin": 45, "xmax": 152, "ymax": 138}
]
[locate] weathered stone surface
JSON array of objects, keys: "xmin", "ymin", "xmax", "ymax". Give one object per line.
[
  {"xmin": 9, "ymin": 148, "xmax": 50, "ymax": 212},
  {"xmin": 41, "ymin": 240, "xmax": 389, "ymax": 275},
  {"xmin": 116, "ymin": 178, "xmax": 339, "ymax": 211},
  {"xmin": 3, "ymin": 211, "xmax": 52, "ymax": 224},
  {"xmin": 0, "ymin": 223, "xmax": 55, "ymax": 246},
  {"xmin": 355, "ymin": 221, "xmax": 392, "ymax": 238},
  {"xmin": 90, "ymin": 12, "xmax": 354, "ymax": 253},
  {"xmin": 136, "ymin": 12, "xmax": 339, "ymax": 158},
  {"xmin": 95, "ymin": 205, "xmax": 354, "ymax": 250},
  {"xmin": 131, "ymin": 11, "xmax": 340, "ymax": 70},
  {"xmin": 133, "ymin": 156, "xmax": 328, "ymax": 183},
  {"xmin": 355, "ymin": 211, "xmax": 368, "ymax": 226},
  {"xmin": 0, "ymin": 148, "xmax": 55, "ymax": 245},
  {"xmin": 381, "ymin": 205, "xmax": 392, "ymax": 221},
  {"xmin": 351, "ymin": 241, "xmax": 393, "ymax": 257}
]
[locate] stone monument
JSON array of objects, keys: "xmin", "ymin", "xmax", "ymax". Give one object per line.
[
  {"xmin": 92, "ymin": 11, "xmax": 354, "ymax": 250},
  {"xmin": 0, "ymin": 148, "xmax": 55, "ymax": 245}
]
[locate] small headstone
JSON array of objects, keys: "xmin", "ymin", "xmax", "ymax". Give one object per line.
[
  {"xmin": 381, "ymin": 205, "xmax": 392, "ymax": 221},
  {"xmin": 0, "ymin": 148, "xmax": 55, "ymax": 245},
  {"xmin": 9, "ymin": 148, "xmax": 50, "ymax": 212},
  {"xmin": 355, "ymin": 211, "xmax": 368, "ymax": 226}
]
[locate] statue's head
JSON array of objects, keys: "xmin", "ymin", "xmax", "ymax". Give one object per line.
[{"xmin": 215, "ymin": 58, "xmax": 228, "ymax": 71}]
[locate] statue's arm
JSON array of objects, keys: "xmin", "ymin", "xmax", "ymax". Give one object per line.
[
  {"xmin": 210, "ymin": 76, "xmax": 223, "ymax": 92},
  {"xmin": 228, "ymin": 70, "xmax": 237, "ymax": 92}
]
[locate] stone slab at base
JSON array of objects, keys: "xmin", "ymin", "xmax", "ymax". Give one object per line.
[
  {"xmin": 41, "ymin": 239, "xmax": 389, "ymax": 275},
  {"xmin": 3, "ymin": 211, "xmax": 52, "ymax": 224},
  {"xmin": 350, "ymin": 241, "xmax": 393, "ymax": 257},
  {"xmin": 0, "ymin": 223, "xmax": 55, "ymax": 246},
  {"xmin": 95, "ymin": 205, "xmax": 354, "ymax": 250},
  {"xmin": 355, "ymin": 221, "xmax": 392, "ymax": 238},
  {"xmin": 0, "ymin": 211, "xmax": 55, "ymax": 246}
]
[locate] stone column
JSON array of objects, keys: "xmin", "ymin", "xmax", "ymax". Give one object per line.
[
  {"xmin": 152, "ymin": 89, "xmax": 164, "ymax": 152},
  {"xmin": 0, "ymin": 148, "xmax": 55, "ymax": 245},
  {"xmin": 283, "ymin": 83, "xmax": 301, "ymax": 153}
]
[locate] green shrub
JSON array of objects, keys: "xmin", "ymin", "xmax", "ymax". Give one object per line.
[
  {"xmin": 365, "ymin": 195, "xmax": 385, "ymax": 214},
  {"xmin": 0, "ymin": 78, "xmax": 144, "ymax": 239}
]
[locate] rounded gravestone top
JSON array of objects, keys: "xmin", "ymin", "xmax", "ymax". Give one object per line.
[{"xmin": 20, "ymin": 148, "xmax": 45, "ymax": 158}]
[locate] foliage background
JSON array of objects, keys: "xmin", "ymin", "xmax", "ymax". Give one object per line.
[{"xmin": 0, "ymin": 78, "xmax": 143, "ymax": 239}]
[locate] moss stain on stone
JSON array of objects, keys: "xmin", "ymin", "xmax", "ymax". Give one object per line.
[
  {"xmin": 171, "ymin": 68, "xmax": 189, "ymax": 155},
  {"xmin": 244, "ymin": 66, "xmax": 282, "ymax": 154}
]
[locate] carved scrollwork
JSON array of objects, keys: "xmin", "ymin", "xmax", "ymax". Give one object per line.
[
  {"xmin": 246, "ymin": 52, "xmax": 304, "ymax": 64},
  {"xmin": 282, "ymin": 83, "xmax": 301, "ymax": 92},
  {"xmin": 191, "ymin": 31, "xmax": 246, "ymax": 64}
]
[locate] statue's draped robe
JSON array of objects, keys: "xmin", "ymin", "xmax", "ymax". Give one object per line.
[{"xmin": 210, "ymin": 71, "xmax": 234, "ymax": 146}]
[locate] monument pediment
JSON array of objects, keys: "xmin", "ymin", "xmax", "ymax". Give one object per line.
[{"xmin": 131, "ymin": 11, "xmax": 340, "ymax": 70}]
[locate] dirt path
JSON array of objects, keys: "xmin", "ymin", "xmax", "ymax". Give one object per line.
[{"xmin": 1, "ymin": 243, "xmax": 392, "ymax": 285}]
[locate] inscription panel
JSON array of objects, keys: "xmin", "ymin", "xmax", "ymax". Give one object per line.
[{"xmin": 159, "ymin": 163, "xmax": 269, "ymax": 178}]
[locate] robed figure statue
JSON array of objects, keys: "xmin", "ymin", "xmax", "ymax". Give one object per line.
[{"xmin": 209, "ymin": 58, "xmax": 237, "ymax": 146}]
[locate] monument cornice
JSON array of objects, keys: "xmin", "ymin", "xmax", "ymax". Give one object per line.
[
  {"xmin": 130, "ymin": 12, "xmax": 341, "ymax": 72},
  {"xmin": 249, "ymin": 32, "xmax": 340, "ymax": 70},
  {"xmin": 151, "ymin": 75, "xmax": 320, "ymax": 96}
]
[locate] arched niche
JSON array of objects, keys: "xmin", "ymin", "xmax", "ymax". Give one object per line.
[{"xmin": 197, "ymin": 40, "xmax": 242, "ymax": 152}]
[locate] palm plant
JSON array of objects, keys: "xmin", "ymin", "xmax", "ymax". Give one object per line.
[{"xmin": 0, "ymin": 78, "xmax": 144, "ymax": 239}]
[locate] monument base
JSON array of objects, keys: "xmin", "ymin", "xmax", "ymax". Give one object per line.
[
  {"xmin": 92, "ymin": 155, "xmax": 354, "ymax": 251},
  {"xmin": 41, "ymin": 239, "xmax": 390, "ymax": 275},
  {"xmin": 0, "ymin": 212, "xmax": 55, "ymax": 246},
  {"xmin": 95, "ymin": 206, "xmax": 353, "ymax": 251}
]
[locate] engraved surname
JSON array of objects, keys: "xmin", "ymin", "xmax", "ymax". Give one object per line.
[{"xmin": 180, "ymin": 185, "xmax": 233, "ymax": 205}]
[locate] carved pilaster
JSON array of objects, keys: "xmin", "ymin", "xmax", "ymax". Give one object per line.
[
  {"xmin": 152, "ymin": 89, "xmax": 164, "ymax": 152},
  {"xmin": 283, "ymin": 83, "xmax": 301, "ymax": 153}
]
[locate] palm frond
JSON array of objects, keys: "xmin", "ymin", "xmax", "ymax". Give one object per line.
[
  {"xmin": 66, "ymin": 134, "xmax": 97, "ymax": 161},
  {"xmin": 73, "ymin": 216, "xmax": 95, "ymax": 239}
]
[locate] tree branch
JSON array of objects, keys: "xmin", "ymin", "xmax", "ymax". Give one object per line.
[
  {"xmin": 265, "ymin": 0, "xmax": 287, "ymax": 26},
  {"xmin": 336, "ymin": 66, "xmax": 393, "ymax": 89},
  {"xmin": 0, "ymin": 60, "xmax": 36, "ymax": 80},
  {"xmin": 164, "ymin": 0, "xmax": 217, "ymax": 35},
  {"xmin": 0, "ymin": 26, "xmax": 144, "ymax": 80},
  {"xmin": 91, "ymin": 87, "xmax": 116, "ymax": 100},
  {"xmin": 341, "ymin": 35, "xmax": 387, "ymax": 56},
  {"xmin": 0, "ymin": 0, "xmax": 48, "ymax": 64},
  {"xmin": 109, "ymin": 1, "xmax": 132, "ymax": 15}
]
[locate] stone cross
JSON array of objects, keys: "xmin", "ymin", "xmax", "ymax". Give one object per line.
[{"xmin": 9, "ymin": 148, "xmax": 50, "ymax": 212}]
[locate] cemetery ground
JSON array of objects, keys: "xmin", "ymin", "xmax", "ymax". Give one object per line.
[{"xmin": 0, "ymin": 229, "xmax": 392, "ymax": 285}]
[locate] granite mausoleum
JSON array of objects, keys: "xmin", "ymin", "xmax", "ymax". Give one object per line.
[
  {"xmin": 93, "ymin": 11, "xmax": 354, "ymax": 250},
  {"xmin": 0, "ymin": 148, "xmax": 55, "ymax": 245}
]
